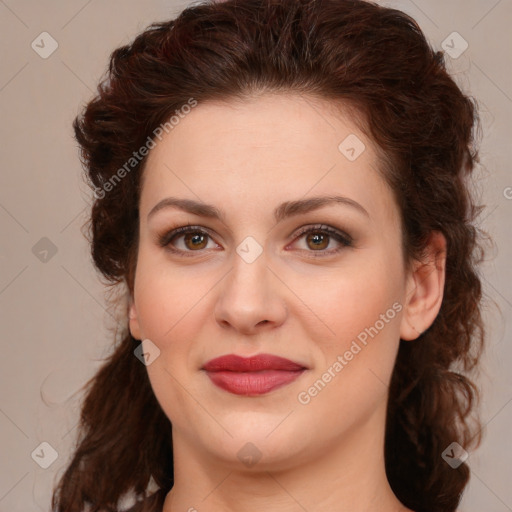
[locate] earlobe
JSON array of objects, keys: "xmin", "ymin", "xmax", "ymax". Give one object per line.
[
  {"xmin": 128, "ymin": 300, "xmax": 142, "ymax": 340},
  {"xmin": 399, "ymin": 231, "xmax": 447, "ymax": 341}
]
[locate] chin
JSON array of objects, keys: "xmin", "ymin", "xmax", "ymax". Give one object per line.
[{"xmin": 199, "ymin": 415, "xmax": 312, "ymax": 471}]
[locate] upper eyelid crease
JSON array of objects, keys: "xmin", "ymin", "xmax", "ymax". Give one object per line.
[{"xmin": 147, "ymin": 195, "xmax": 370, "ymax": 223}]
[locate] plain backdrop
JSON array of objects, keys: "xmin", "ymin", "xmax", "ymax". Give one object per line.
[{"xmin": 0, "ymin": 0, "xmax": 511, "ymax": 510}]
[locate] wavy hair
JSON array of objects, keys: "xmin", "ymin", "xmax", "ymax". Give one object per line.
[{"xmin": 52, "ymin": 0, "xmax": 487, "ymax": 511}]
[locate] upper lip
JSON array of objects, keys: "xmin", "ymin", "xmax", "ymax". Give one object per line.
[{"xmin": 202, "ymin": 354, "xmax": 307, "ymax": 372}]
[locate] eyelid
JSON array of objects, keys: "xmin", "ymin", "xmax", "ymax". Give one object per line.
[
  {"xmin": 290, "ymin": 224, "xmax": 353, "ymax": 247},
  {"xmin": 157, "ymin": 224, "xmax": 219, "ymax": 250}
]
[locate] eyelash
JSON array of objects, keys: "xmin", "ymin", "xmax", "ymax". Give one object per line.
[{"xmin": 158, "ymin": 223, "xmax": 353, "ymax": 258}]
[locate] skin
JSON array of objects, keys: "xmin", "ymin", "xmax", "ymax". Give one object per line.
[{"xmin": 128, "ymin": 93, "xmax": 446, "ymax": 512}]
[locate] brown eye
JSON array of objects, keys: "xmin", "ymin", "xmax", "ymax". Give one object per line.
[
  {"xmin": 158, "ymin": 226, "xmax": 218, "ymax": 254},
  {"xmin": 305, "ymin": 232, "xmax": 330, "ymax": 250},
  {"xmin": 290, "ymin": 224, "xmax": 353, "ymax": 257},
  {"xmin": 182, "ymin": 232, "xmax": 209, "ymax": 250}
]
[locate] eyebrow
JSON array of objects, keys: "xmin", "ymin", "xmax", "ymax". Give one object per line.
[{"xmin": 147, "ymin": 195, "xmax": 370, "ymax": 223}]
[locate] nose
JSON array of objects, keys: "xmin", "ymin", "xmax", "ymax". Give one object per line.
[{"xmin": 213, "ymin": 246, "xmax": 288, "ymax": 335}]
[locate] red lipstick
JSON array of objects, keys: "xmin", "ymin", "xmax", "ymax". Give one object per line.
[{"xmin": 202, "ymin": 354, "xmax": 307, "ymax": 396}]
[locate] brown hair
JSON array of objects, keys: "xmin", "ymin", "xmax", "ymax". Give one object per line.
[{"xmin": 52, "ymin": 0, "xmax": 487, "ymax": 511}]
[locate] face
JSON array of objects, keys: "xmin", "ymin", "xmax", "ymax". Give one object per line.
[{"xmin": 128, "ymin": 93, "xmax": 441, "ymax": 472}]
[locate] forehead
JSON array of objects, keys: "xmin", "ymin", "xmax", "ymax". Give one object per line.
[{"xmin": 139, "ymin": 93, "xmax": 399, "ymax": 229}]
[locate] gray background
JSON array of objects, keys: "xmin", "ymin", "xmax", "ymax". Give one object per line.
[{"xmin": 0, "ymin": 0, "xmax": 510, "ymax": 510}]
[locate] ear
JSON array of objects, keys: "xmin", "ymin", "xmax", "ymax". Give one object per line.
[
  {"xmin": 399, "ymin": 231, "xmax": 447, "ymax": 341},
  {"xmin": 128, "ymin": 297, "xmax": 142, "ymax": 340}
]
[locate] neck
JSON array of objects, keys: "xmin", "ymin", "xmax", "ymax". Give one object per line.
[{"xmin": 162, "ymin": 402, "xmax": 411, "ymax": 512}]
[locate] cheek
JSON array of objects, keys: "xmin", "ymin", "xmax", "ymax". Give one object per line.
[
  {"xmin": 294, "ymin": 259, "xmax": 403, "ymax": 422},
  {"xmin": 133, "ymin": 260, "xmax": 205, "ymax": 424},
  {"xmin": 132, "ymin": 254, "xmax": 214, "ymax": 390},
  {"xmin": 133, "ymin": 254, "xmax": 209, "ymax": 341},
  {"xmin": 298, "ymin": 254, "xmax": 403, "ymax": 348}
]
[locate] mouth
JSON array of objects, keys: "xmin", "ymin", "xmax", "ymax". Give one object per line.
[{"xmin": 201, "ymin": 354, "xmax": 308, "ymax": 396}]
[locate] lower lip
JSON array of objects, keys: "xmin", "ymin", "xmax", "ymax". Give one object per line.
[{"xmin": 204, "ymin": 369, "xmax": 306, "ymax": 396}]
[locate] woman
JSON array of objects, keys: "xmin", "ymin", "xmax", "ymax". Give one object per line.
[{"xmin": 51, "ymin": 0, "xmax": 487, "ymax": 511}]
